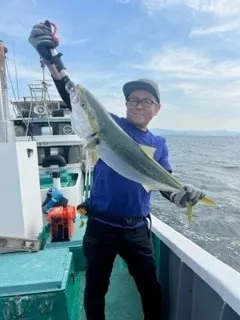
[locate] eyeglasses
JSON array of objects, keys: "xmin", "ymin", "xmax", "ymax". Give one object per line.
[{"xmin": 126, "ymin": 98, "xmax": 157, "ymax": 109}]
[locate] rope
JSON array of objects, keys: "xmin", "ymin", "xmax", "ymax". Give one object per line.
[{"xmin": 5, "ymin": 58, "xmax": 34, "ymax": 140}]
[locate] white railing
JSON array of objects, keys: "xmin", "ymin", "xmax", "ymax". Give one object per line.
[{"xmin": 151, "ymin": 215, "xmax": 240, "ymax": 316}]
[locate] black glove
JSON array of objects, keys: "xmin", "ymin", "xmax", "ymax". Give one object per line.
[
  {"xmin": 170, "ymin": 185, "xmax": 205, "ymax": 208},
  {"xmin": 77, "ymin": 201, "xmax": 89, "ymax": 215},
  {"xmin": 28, "ymin": 20, "xmax": 59, "ymax": 61}
]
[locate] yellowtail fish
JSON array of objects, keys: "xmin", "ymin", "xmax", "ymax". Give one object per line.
[{"xmin": 70, "ymin": 84, "xmax": 215, "ymax": 221}]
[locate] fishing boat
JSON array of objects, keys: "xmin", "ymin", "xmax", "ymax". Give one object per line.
[{"xmin": 0, "ymin": 41, "xmax": 240, "ymax": 320}]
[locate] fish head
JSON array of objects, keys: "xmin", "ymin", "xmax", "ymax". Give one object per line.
[{"xmin": 70, "ymin": 84, "xmax": 99, "ymax": 139}]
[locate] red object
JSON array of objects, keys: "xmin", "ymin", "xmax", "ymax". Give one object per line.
[
  {"xmin": 48, "ymin": 206, "xmax": 76, "ymax": 242},
  {"xmin": 50, "ymin": 22, "xmax": 59, "ymax": 45}
]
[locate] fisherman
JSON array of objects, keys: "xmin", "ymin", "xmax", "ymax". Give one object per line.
[{"xmin": 29, "ymin": 22, "xmax": 205, "ymax": 320}]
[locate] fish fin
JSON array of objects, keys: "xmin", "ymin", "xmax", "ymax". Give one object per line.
[
  {"xmin": 139, "ymin": 145, "xmax": 156, "ymax": 159},
  {"xmin": 89, "ymin": 151, "xmax": 99, "ymax": 165},
  {"xmin": 85, "ymin": 138, "xmax": 100, "ymax": 150},
  {"xmin": 142, "ymin": 184, "xmax": 160, "ymax": 192},
  {"xmin": 91, "ymin": 131, "xmax": 98, "ymax": 137},
  {"xmin": 186, "ymin": 197, "xmax": 215, "ymax": 223},
  {"xmin": 186, "ymin": 202, "xmax": 193, "ymax": 222},
  {"xmin": 199, "ymin": 197, "xmax": 216, "ymax": 206},
  {"xmin": 142, "ymin": 184, "xmax": 154, "ymax": 192},
  {"xmin": 79, "ymin": 220, "xmax": 85, "ymax": 228}
]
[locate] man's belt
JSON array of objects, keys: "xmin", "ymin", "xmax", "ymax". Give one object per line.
[{"xmin": 89, "ymin": 210, "xmax": 148, "ymax": 227}]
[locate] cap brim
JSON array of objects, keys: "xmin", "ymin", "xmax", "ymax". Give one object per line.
[{"xmin": 123, "ymin": 81, "xmax": 159, "ymax": 103}]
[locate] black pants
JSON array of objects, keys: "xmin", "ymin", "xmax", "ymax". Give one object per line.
[{"xmin": 83, "ymin": 218, "xmax": 162, "ymax": 320}]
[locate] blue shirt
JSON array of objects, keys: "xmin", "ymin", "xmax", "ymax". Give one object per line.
[{"xmin": 86, "ymin": 114, "xmax": 172, "ymax": 225}]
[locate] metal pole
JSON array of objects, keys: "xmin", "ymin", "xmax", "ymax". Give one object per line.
[{"xmin": 0, "ymin": 40, "xmax": 14, "ymax": 142}]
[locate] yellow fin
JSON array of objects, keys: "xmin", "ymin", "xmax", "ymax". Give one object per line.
[
  {"xmin": 89, "ymin": 151, "xmax": 99, "ymax": 166},
  {"xmin": 85, "ymin": 137, "xmax": 99, "ymax": 150},
  {"xmin": 186, "ymin": 197, "xmax": 215, "ymax": 223},
  {"xmin": 140, "ymin": 145, "xmax": 156, "ymax": 159},
  {"xmin": 186, "ymin": 202, "xmax": 193, "ymax": 222},
  {"xmin": 79, "ymin": 220, "xmax": 85, "ymax": 228},
  {"xmin": 142, "ymin": 184, "xmax": 155, "ymax": 192},
  {"xmin": 199, "ymin": 197, "xmax": 216, "ymax": 206}
]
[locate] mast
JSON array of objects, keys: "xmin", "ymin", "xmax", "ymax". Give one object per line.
[{"xmin": 0, "ymin": 40, "xmax": 14, "ymax": 142}]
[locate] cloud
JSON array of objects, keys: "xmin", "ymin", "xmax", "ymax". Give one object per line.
[
  {"xmin": 0, "ymin": 0, "xmax": 39, "ymax": 39},
  {"xmin": 148, "ymin": 47, "xmax": 211, "ymax": 78},
  {"xmin": 2, "ymin": 0, "xmax": 239, "ymax": 131},
  {"xmin": 6, "ymin": 58, "xmax": 42, "ymax": 81},
  {"xmin": 120, "ymin": 45, "xmax": 240, "ymax": 130},
  {"xmin": 125, "ymin": 46, "xmax": 240, "ymax": 81},
  {"xmin": 190, "ymin": 19, "xmax": 240, "ymax": 36},
  {"xmin": 142, "ymin": 0, "xmax": 240, "ymax": 17},
  {"xmin": 190, "ymin": 0, "xmax": 240, "ymax": 17},
  {"xmin": 174, "ymin": 81, "xmax": 240, "ymax": 108}
]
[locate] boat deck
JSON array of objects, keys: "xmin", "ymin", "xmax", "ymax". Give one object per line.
[
  {"xmin": 45, "ymin": 217, "xmax": 144, "ymax": 319},
  {"xmin": 1, "ymin": 215, "xmax": 240, "ymax": 319},
  {"xmin": 78, "ymin": 257, "xmax": 143, "ymax": 319}
]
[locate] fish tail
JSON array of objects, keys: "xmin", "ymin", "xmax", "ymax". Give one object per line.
[
  {"xmin": 199, "ymin": 197, "xmax": 216, "ymax": 206},
  {"xmin": 186, "ymin": 202, "xmax": 193, "ymax": 222},
  {"xmin": 79, "ymin": 220, "xmax": 85, "ymax": 228}
]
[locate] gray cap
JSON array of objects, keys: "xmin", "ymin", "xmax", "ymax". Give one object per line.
[{"xmin": 123, "ymin": 78, "xmax": 160, "ymax": 103}]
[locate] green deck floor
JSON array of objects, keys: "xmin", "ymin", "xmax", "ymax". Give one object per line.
[
  {"xmin": 44, "ymin": 217, "xmax": 144, "ymax": 319},
  {"xmin": 77, "ymin": 256, "xmax": 144, "ymax": 319}
]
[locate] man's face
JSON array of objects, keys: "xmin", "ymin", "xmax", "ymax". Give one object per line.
[{"xmin": 125, "ymin": 89, "xmax": 161, "ymax": 129}]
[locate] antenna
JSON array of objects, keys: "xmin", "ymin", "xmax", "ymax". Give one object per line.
[
  {"xmin": 40, "ymin": 58, "xmax": 46, "ymax": 83},
  {"xmin": 12, "ymin": 41, "xmax": 20, "ymax": 100}
]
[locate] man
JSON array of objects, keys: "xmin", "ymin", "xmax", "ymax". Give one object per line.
[{"xmin": 29, "ymin": 22, "xmax": 205, "ymax": 320}]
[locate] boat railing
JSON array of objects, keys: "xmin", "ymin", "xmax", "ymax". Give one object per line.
[{"xmin": 151, "ymin": 215, "xmax": 240, "ymax": 319}]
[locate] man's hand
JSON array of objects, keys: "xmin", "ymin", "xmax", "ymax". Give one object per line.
[
  {"xmin": 77, "ymin": 201, "xmax": 89, "ymax": 215},
  {"xmin": 170, "ymin": 185, "xmax": 205, "ymax": 208},
  {"xmin": 28, "ymin": 21, "xmax": 59, "ymax": 61}
]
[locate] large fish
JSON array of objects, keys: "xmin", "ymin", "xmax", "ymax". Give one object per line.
[{"xmin": 70, "ymin": 84, "xmax": 215, "ymax": 221}]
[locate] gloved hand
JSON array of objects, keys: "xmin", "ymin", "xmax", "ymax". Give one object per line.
[
  {"xmin": 77, "ymin": 201, "xmax": 89, "ymax": 215},
  {"xmin": 170, "ymin": 185, "xmax": 205, "ymax": 208},
  {"xmin": 28, "ymin": 20, "xmax": 59, "ymax": 61}
]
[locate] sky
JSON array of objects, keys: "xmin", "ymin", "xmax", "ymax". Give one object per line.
[{"xmin": 0, "ymin": 0, "xmax": 240, "ymax": 131}]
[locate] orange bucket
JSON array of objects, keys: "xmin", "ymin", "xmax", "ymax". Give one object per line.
[{"xmin": 48, "ymin": 206, "xmax": 76, "ymax": 242}]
